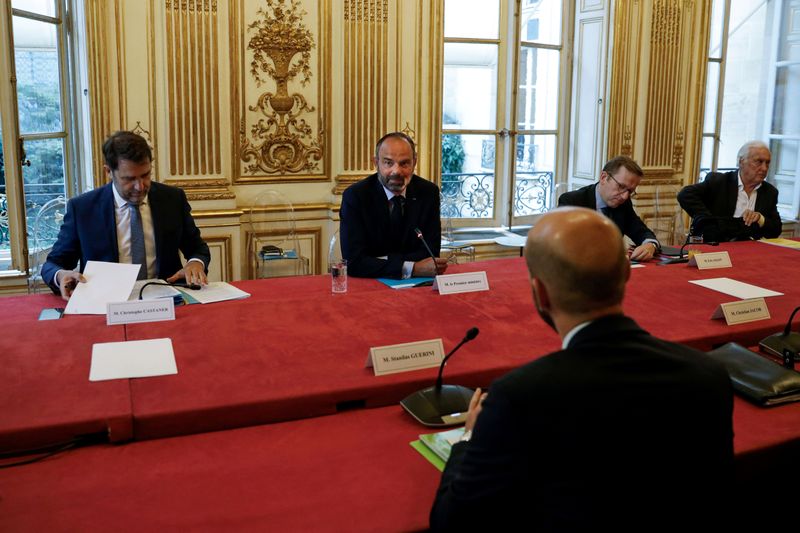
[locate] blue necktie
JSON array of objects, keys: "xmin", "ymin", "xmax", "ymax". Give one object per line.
[{"xmin": 129, "ymin": 203, "xmax": 147, "ymax": 280}]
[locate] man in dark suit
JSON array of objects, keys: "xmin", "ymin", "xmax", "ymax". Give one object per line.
[
  {"xmin": 340, "ymin": 132, "xmax": 448, "ymax": 278},
  {"xmin": 42, "ymin": 131, "xmax": 210, "ymax": 300},
  {"xmin": 678, "ymin": 141, "xmax": 781, "ymax": 241},
  {"xmin": 430, "ymin": 207, "xmax": 733, "ymax": 531},
  {"xmin": 558, "ymin": 155, "xmax": 660, "ymax": 261}
]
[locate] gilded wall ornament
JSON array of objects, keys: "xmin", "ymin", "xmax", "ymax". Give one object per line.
[{"xmin": 240, "ymin": 0, "xmax": 323, "ymax": 174}]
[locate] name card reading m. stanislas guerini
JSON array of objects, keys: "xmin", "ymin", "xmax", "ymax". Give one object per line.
[
  {"xmin": 433, "ymin": 271, "xmax": 489, "ymax": 295},
  {"xmin": 367, "ymin": 339, "xmax": 444, "ymax": 377},
  {"xmin": 689, "ymin": 251, "xmax": 732, "ymax": 270},
  {"xmin": 107, "ymin": 299, "xmax": 175, "ymax": 326},
  {"xmin": 711, "ymin": 298, "xmax": 770, "ymax": 326}
]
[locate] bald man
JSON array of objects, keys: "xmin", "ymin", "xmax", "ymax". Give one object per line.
[
  {"xmin": 678, "ymin": 141, "xmax": 781, "ymax": 241},
  {"xmin": 430, "ymin": 208, "xmax": 733, "ymax": 531}
]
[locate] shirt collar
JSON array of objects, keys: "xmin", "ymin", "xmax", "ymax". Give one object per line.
[
  {"xmin": 737, "ymin": 171, "xmax": 762, "ymax": 192},
  {"xmin": 594, "ymin": 185, "xmax": 608, "ymax": 210},
  {"xmin": 381, "ymin": 183, "xmax": 406, "ymax": 201},
  {"xmin": 111, "ymin": 183, "xmax": 148, "ymax": 208},
  {"xmin": 562, "ymin": 320, "xmax": 592, "ymax": 349}
]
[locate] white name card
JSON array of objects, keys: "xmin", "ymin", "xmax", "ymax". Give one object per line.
[
  {"xmin": 711, "ymin": 298, "xmax": 770, "ymax": 325},
  {"xmin": 433, "ymin": 271, "xmax": 489, "ymax": 295},
  {"xmin": 107, "ymin": 299, "xmax": 175, "ymax": 326},
  {"xmin": 367, "ymin": 338, "xmax": 444, "ymax": 377},
  {"xmin": 689, "ymin": 251, "xmax": 732, "ymax": 270}
]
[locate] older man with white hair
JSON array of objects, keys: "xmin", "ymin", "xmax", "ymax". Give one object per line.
[{"xmin": 678, "ymin": 140, "xmax": 781, "ymax": 241}]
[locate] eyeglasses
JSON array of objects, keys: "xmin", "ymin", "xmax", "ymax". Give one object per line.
[{"xmin": 606, "ymin": 172, "xmax": 637, "ymax": 198}]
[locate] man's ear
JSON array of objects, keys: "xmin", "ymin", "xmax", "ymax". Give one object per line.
[
  {"xmin": 531, "ymin": 277, "xmax": 551, "ymax": 310},
  {"xmin": 104, "ymin": 165, "xmax": 112, "ymax": 181}
]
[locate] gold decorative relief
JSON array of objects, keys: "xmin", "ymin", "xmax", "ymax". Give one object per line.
[
  {"xmin": 672, "ymin": 128, "xmax": 684, "ymax": 171},
  {"xmin": 164, "ymin": 178, "xmax": 236, "ymax": 201},
  {"xmin": 239, "ymin": 0, "xmax": 323, "ymax": 174}
]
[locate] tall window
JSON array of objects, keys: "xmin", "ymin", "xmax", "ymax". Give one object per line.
[
  {"xmin": 0, "ymin": 0, "xmax": 82, "ymax": 275},
  {"xmin": 441, "ymin": 0, "xmax": 567, "ymax": 228},
  {"xmin": 701, "ymin": 0, "xmax": 800, "ymax": 220}
]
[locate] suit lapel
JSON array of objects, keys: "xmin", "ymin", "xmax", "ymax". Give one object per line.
[
  {"xmin": 148, "ymin": 184, "xmax": 164, "ymax": 273},
  {"xmin": 726, "ymin": 172, "xmax": 738, "ymax": 214},
  {"xmin": 403, "ymin": 177, "xmax": 422, "ymax": 241},
  {"xmin": 101, "ymin": 184, "xmax": 120, "ymax": 261},
  {"xmin": 586, "ymin": 184, "xmax": 599, "ymax": 210}
]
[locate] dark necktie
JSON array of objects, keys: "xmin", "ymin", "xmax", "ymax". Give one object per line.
[
  {"xmin": 390, "ymin": 195, "xmax": 405, "ymax": 242},
  {"xmin": 601, "ymin": 206, "xmax": 611, "ymax": 217},
  {"xmin": 129, "ymin": 202, "xmax": 147, "ymax": 280}
]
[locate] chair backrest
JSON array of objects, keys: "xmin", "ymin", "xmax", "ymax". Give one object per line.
[
  {"xmin": 247, "ymin": 190, "xmax": 307, "ymax": 278},
  {"xmin": 653, "ymin": 185, "xmax": 682, "ymax": 245},
  {"xmin": 29, "ymin": 196, "xmax": 66, "ymax": 293}
]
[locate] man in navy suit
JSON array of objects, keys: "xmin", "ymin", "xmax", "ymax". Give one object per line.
[
  {"xmin": 340, "ymin": 132, "xmax": 448, "ymax": 278},
  {"xmin": 430, "ymin": 208, "xmax": 733, "ymax": 531},
  {"xmin": 42, "ymin": 131, "xmax": 210, "ymax": 300},
  {"xmin": 678, "ymin": 141, "xmax": 781, "ymax": 241},
  {"xmin": 558, "ymin": 155, "xmax": 660, "ymax": 261}
]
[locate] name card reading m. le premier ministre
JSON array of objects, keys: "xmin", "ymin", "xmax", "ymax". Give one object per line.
[
  {"xmin": 711, "ymin": 298, "xmax": 770, "ymax": 326},
  {"xmin": 689, "ymin": 251, "xmax": 732, "ymax": 270},
  {"xmin": 107, "ymin": 299, "xmax": 175, "ymax": 326},
  {"xmin": 367, "ymin": 338, "xmax": 444, "ymax": 376},
  {"xmin": 433, "ymin": 271, "xmax": 489, "ymax": 295}
]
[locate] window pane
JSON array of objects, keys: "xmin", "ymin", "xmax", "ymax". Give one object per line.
[
  {"xmin": 12, "ymin": 0, "xmax": 56, "ymax": 17},
  {"xmin": 514, "ymin": 134, "xmax": 555, "ymax": 215},
  {"xmin": 708, "ymin": 0, "xmax": 724, "ymax": 58},
  {"xmin": 441, "ymin": 134, "xmax": 495, "ymax": 219},
  {"xmin": 517, "ymin": 46, "xmax": 559, "ymax": 131},
  {"xmin": 772, "ymin": 65, "xmax": 800, "ymax": 136},
  {"xmin": 13, "ymin": 15, "xmax": 63, "ymax": 134},
  {"xmin": 520, "ymin": 0, "xmax": 561, "ymax": 46},
  {"xmin": 699, "ymin": 136, "xmax": 714, "ymax": 179},
  {"xmin": 703, "ymin": 61, "xmax": 719, "ymax": 133},
  {"xmin": 778, "ymin": 0, "xmax": 800, "ymax": 62},
  {"xmin": 443, "ymin": 43, "xmax": 497, "ymax": 130},
  {"xmin": 444, "ymin": 0, "xmax": 499, "ymax": 39},
  {"xmin": 22, "ymin": 138, "xmax": 66, "ymax": 254}
]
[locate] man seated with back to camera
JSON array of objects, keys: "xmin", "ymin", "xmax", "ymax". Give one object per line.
[
  {"xmin": 42, "ymin": 131, "xmax": 210, "ymax": 300},
  {"xmin": 429, "ymin": 207, "xmax": 733, "ymax": 532},
  {"xmin": 558, "ymin": 155, "xmax": 660, "ymax": 261},
  {"xmin": 677, "ymin": 140, "xmax": 781, "ymax": 242},
  {"xmin": 339, "ymin": 132, "xmax": 448, "ymax": 278}
]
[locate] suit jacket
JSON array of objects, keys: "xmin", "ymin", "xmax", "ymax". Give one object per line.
[
  {"xmin": 340, "ymin": 174, "xmax": 441, "ymax": 278},
  {"xmin": 677, "ymin": 170, "xmax": 781, "ymax": 241},
  {"xmin": 430, "ymin": 315, "xmax": 734, "ymax": 532},
  {"xmin": 42, "ymin": 182, "xmax": 210, "ymax": 292},
  {"xmin": 558, "ymin": 184, "xmax": 658, "ymax": 246}
]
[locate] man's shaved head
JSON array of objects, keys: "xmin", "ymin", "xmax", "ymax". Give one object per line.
[{"xmin": 525, "ymin": 207, "xmax": 629, "ymax": 315}]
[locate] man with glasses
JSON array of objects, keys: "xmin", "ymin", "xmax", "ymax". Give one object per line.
[
  {"xmin": 42, "ymin": 131, "xmax": 210, "ymax": 300},
  {"xmin": 678, "ymin": 141, "xmax": 781, "ymax": 242},
  {"xmin": 558, "ymin": 155, "xmax": 660, "ymax": 261}
]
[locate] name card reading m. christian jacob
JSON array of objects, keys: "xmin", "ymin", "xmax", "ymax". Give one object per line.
[
  {"xmin": 367, "ymin": 339, "xmax": 444, "ymax": 377},
  {"xmin": 433, "ymin": 271, "xmax": 490, "ymax": 295},
  {"xmin": 711, "ymin": 298, "xmax": 770, "ymax": 326},
  {"xmin": 689, "ymin": 251, "xmax": 732, "ymax": 270}
]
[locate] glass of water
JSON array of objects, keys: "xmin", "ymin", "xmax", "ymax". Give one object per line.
[{"xmin": 331, "ymin": 259, "xmax": 347, "ymax": 294}]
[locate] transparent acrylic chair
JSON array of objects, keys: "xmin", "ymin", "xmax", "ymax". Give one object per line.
[{"xmin": 247, "ymin": 190, "xmax": 310, "ymax": 279}]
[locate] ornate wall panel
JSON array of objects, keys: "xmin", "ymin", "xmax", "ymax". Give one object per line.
[
  {"xmin": 164, "ymin": 0, "xmax": 221, "ymax": 177},
  {"xmin": 233, "ymin": 0, "xmax": 329, "ymax": 183}
]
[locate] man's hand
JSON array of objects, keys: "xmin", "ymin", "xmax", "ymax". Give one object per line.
[
  {"xmin": 465, "ymin": 387, "xmax": 488, "ymax": 432},
  {"xmin": 57, "ymin": 271, "xmax": 86, "ymax": 301},
  {"xmin": 741, "ymin": 209, "xmax": 763, "ymax": 227},
  {"xmin": 412, "ymin": 257, "xmax": 448, "ymax": 277},
  {"xmin": 629, "ymin": 242, "xmax": 658, "ymax": 261},
  {"xmin": 167, "ymin": 261, "xmax": 207, "ymax": 286}
]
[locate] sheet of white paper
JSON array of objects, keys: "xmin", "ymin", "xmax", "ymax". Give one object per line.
[
  {"xmin": 178, "ymin": 282, "xmax": 250, "ymax": 304},
  {"xmin": 688, "ymin": 277, "xmax": 784, "ymax": 299},
  {"xmin": 64, "ymin": 261, "xmax": 141, "ymax": 315},
  {"xmin": 89, "ymin": 338, "xmax": 177, "ymax": 381},
  {"xmin": 630, "ymin": 263, "xmax": 645, "ymax": 269},
  {"xmin": 129, "ymin": 279, "xmax": 181, "ymax": 301}
]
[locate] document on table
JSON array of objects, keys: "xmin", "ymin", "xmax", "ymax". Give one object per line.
[
  {"xmin": 64, "ymin": 261, "xmax": 140, "ymax": 315},
  {"xmin": 175, "ymin": 282, "xmax": 250, "ymax": 304},
  {"xmin": 688, "ymin": 277, "xmax": 783, "ymax": 299},
  {"xmin": 89, "ymin": 338, "xmax": 177, "ymax": 381},
  {"xmin": 129, "ymin": 279, "xmax": 182, "ymax": 301},
  {"xmin": 759, "ymin": 238, "xmax": 800, "ymax": 250}
]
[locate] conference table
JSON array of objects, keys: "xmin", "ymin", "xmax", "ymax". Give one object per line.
[{"xmin": 1, "ymin": 240, "xmax": 799, "ymax": 531}]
